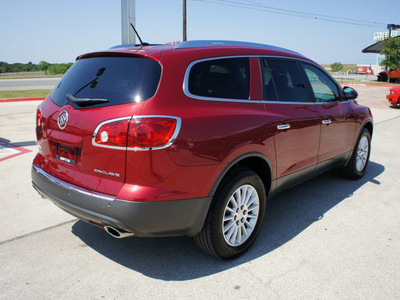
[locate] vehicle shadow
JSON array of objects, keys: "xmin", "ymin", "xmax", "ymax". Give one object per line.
[
  {"xmin": 72, "ymin": 161, "xmax": 384, "ymax": 280},
  {"xmin": 0, "ymin": 137, "xmax": 36, "ymax": 147}
]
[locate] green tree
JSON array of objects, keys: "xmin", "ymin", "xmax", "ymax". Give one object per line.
[
  {"xmin": 39, "ymin": 61, "xmax": 50, "ymax": 72},
  {"xmin": 380, "ymin": 37, "xmax": 400, "ymax": 82},
  {"xmin": 331, "ymin": 62, "xmax": 343, "ymax": 73},
  {"xmin": 48, "ymin": 63, "xmax": 73, "ymax": 75},
  {"xmin": 0, "ymin": 61, "xmax": 9, "ymax": 73}
]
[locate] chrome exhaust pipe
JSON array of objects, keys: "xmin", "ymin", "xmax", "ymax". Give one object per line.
[{"xmin": 104, "ymin": 225, "xmax": 134, "ymax": 239}]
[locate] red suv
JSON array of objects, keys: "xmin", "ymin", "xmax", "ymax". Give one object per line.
[{"xmin": 32, "ymin": 40, "xmax": 373, "ymax": 259}]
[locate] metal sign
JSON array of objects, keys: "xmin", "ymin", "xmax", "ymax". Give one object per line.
[{"xmin": 374, "ymin": 31, "xmax": 398, "ymax": 40}]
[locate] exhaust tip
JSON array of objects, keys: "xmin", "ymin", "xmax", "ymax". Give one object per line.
[{"xmin": 104, "ymin": 225, "xmax": 134, "ymax": 239}]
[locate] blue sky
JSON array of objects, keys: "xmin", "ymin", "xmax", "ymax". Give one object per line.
[{"xmin": 0, "ymin": 0, "xmax": 398, "ymax": 64}]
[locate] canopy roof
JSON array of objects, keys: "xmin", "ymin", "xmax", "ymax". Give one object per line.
[{"xmin": 362, "ymin": 36, "xmax": 400, "ymax": 53}]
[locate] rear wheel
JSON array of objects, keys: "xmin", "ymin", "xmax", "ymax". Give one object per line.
[
  {"xmin": 378, "ymin": 73, "xmax": 387, "ymax": 82},
  {"xmin": 194, "ymin": 170, "xmax": 266, "ymax": 259},
  {"xmin": 342, "ymin": 128, "xmax": 371, "ymax": 179}
]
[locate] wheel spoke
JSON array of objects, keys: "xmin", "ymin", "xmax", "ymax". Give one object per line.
[
  {"xmin": 226, "ymin": 225, "xmax": 236, "ymax": 241},
  {"xmin": 230, "ymin": 227, "xmax": 239, "ymax": 245},
  {"xmin": 225, "ymin": 206, "xmax": 236, "ymax": 214},
  {"xmin": 224, "ymin": 220, "xmax": 235, "ymax": 233},
  {"xmin": 228, "ymin": 193, "xmax": 238, "ymax": 208},
  {"xmin": 237, "ymin": 226, "xmax": 242, "ymax": 244},
  {"xmin": 244, "ymin": 187, "xmax": 253, "ymax": 205},
  {"xmin": 223, "ymin": 214, "xmax": 234, "ymax": 222},
  {"xmin": 244, "ymin": 220, "xmax": 254, "ymax": 229},
  {"xmin": 241, "ymin": 224, "xmax": 249, "ymax": 237},
  {"xmin": 247, "ymin": 203, "xmax": 259, "ymax": 213}
]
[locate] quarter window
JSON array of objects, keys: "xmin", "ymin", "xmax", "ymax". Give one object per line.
[
  {"xmin": 302, "ymin": 64, "xmax": 339, "ymax": 102},
  {"xmin": 188, "ymin": 57, "xmax": 250, "ymax": 100},
  {"xmin": 265, "ymin": 60, "xmax": 308, "ymax": 102}
]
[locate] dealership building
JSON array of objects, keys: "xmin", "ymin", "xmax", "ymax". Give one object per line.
[{"xmin": 358, "ymin": 30, "xmax": 399, "ymax": 75}]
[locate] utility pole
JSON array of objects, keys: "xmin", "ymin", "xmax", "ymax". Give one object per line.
[{"xmin": 183, "ymin": 0, "xmax": 187, "ymax": 42}]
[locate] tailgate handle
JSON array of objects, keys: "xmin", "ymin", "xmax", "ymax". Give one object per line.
[
  {"xmin": 277, "ymin": 124, "xmax": 291, "ymax": 130},
  {"xmin": 322, "ymin": 119, "xmax": 331, "ymax": 125}
]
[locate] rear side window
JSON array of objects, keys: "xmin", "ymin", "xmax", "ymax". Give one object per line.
[
  {"xmin": 264, "ymin": 59, "xmax": 308, "ymax": 102},
  {"xmin": 188, "ymin": 57, "xmax": 250, "ymax": 100},
  {"xmin": 50, "ymin": 57, "xmax": 161, "ymax": 109}
]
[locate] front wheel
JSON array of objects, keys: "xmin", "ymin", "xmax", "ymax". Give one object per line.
[
  {"xmin": 194, "ymin": 170, "xmax": 266, "ymax": 259},
  {"xmin": 342, "ymin": 128, "xmax": 371, "ymax": 179}
]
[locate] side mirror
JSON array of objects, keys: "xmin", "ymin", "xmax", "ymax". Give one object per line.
[{"xmin": 342, "ymin": 86, "xmax": 358, "ymax": 100}]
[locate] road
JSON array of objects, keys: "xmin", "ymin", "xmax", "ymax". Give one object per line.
[
  {"xmin": 0, "ymin": 87, "xmax": 399, "ymax": 299},
  {"xmin": 0, "ymin": 78, "xmax": 60, "ymax": 91}
]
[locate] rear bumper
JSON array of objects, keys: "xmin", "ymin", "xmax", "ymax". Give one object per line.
[{"xmin": 32, "ymin": 165, "xmax": 210, "ymax": 237}]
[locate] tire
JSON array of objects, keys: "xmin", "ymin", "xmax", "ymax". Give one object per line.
[
  {"xmin": 342, "ymin": 128, "xmax": 371, "ymax": 179},
  {"xmin": 378, "ymin": 73, "xmax": 387, "ymax": 82},
  {"xmin": 194, "ymin": 170, "xmax": 266, "ymax": 260}
]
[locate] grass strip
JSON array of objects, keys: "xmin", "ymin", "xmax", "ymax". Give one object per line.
[{"xmin": 0, "ymin": 89, "xmax": 52, "ymax": 99}]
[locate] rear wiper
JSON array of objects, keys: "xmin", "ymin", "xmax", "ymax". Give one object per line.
[{"xmin": 66, "ymin": 94, "xmax": 108, "ymax": 104}]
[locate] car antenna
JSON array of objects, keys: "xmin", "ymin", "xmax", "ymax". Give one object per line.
[{"xmin": 130, "ymin": 23, "xmax": 148, "ymax": 46}]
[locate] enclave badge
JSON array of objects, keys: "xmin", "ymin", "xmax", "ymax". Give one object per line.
[{"xmin": 58, "ymin": 110, "xmax": 68, "ymax": 129}]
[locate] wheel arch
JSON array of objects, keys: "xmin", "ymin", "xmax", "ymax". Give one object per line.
[
  {"xmin": 362, "ymin": 120, "xmax": 373, "ymax": 138},
  {"xmin": 208, "ymin": 152, "xmax": 273, "ymax": 199}
]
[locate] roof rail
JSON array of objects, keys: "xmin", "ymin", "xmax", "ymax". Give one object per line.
[{"xmin": 173, "ymin": 40, "xmax": 301, "ymax": 55}]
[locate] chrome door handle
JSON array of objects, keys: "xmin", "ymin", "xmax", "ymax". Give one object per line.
[
  {"xmin": 322, "ymin": 119, "xmax": 331, "ymax": 125},
  {"xmin": 277, "ymin": 124, "xmax": 291, "ymax": 130}
]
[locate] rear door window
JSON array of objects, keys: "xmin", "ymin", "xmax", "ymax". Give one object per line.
[
  {"xmin": 264, "ymin": 59, "xmax": 308, "ymax": 102},
  {"xmin": 50, "ymin": 57, "xmax": 162, "ymax": 109},
  {"xmin": 260, "ymin": 59, "xmax": 278, "ymax": 101},
  {"xmin": 188, "ymin": 57, "xmax": 250, "ymax": 100}
]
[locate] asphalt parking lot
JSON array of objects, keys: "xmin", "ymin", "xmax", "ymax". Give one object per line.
[{"xmin": 0, "ymin": 86, "xmax": 399, "ymax": 299}]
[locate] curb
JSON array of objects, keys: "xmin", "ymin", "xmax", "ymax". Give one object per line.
[{"xmin": 0, "ymin": 97, "xmax": 45, "ymax": 103}]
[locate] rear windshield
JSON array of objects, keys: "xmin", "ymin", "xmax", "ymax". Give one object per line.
[{"xmin": 50, "ymin": 57, "xmax": 161, "ymax": 108}]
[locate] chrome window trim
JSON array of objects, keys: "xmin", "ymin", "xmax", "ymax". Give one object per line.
[
  {"xmin": 183, "ymin": 55, "xmax": 333, "ymax": 104},
  {"xmin": 92, "ymin": 115, "xmax": 181, "ymax": 151},
  {"xmin": 33, "ymin": 165, "xmax": 115, "ymax": 202},
  {"xmin": 183, "ymin": 56, "xmax": 261, "ymax": 104}
]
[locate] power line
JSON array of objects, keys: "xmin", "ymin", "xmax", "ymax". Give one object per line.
[{"xmin": 191, "ymin": 0, "xmax": 385, "ymax": 28}]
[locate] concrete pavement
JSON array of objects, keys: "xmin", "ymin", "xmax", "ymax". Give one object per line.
[{"xmin": 0, "ymin": 87, "xmax": 399, "ymax": 299}]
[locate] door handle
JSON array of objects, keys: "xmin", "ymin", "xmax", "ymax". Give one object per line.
[
  {"xmin": 322, "ymin": 119, "xmax": 331, "ymax": 125},
  {"xmin": 277, "ymin": 124, "xmax": 291, "ymax": 130}
]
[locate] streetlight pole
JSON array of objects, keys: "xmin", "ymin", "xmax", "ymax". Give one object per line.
[
  {"xmin": 387, "ymin": 23, "xmax": 400, "ymax": 39},
  {"xmin": 183, "ymin": 0, "xmax": 187, "ymax": 42},
  {"xmin": 121, "ymin": 0, "xmax": 136, "ymax": 45}
]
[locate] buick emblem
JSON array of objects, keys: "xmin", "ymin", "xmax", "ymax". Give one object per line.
[{"xmin": 58, "ymin": 110, "xmax": 69, "ymax": 129}]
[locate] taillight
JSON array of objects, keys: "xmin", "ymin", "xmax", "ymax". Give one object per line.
[
  {"xmin": 94, "ymin": 119, "xmax": 130, "ymax": 147},
  {"xmin": 36, "ymin": 105, "xmax": 43, "ymax": 130},
  {"xmin": 128, "ymin": 118, "xmax": 177, "ymax": 148},
  {"xmin": 93, "ymin": 116, "xmax": 180, "ymax": 150}
]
